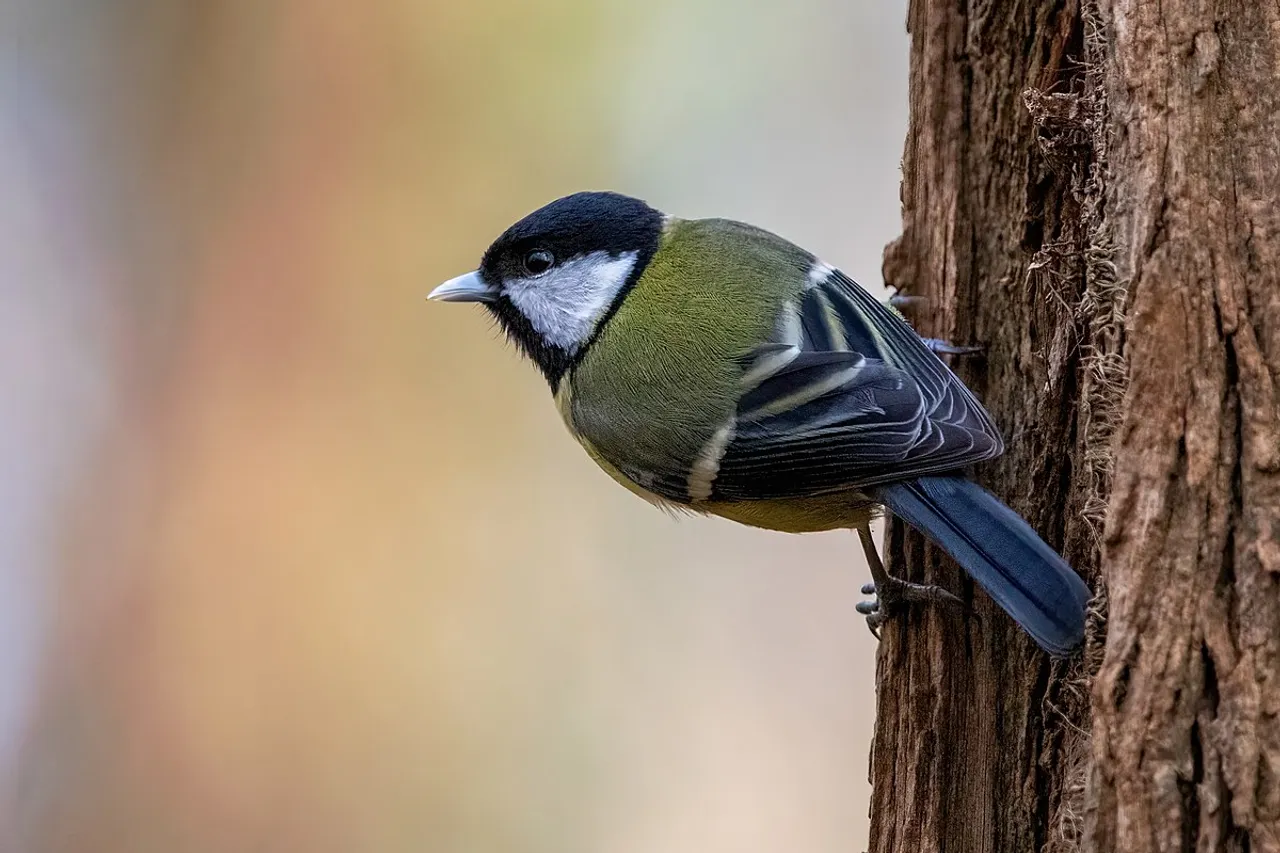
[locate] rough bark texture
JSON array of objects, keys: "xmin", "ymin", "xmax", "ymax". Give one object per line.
[
  {"xmin": 1088, "ymin": 1, "xmax": 1280, "ymax": 851},
  {"xmin": 871, "ymin": 0, "xmax": 1280, "ymax": 851}
]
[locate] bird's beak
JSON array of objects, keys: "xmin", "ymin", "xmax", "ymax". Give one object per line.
[{"xmin": 428, "ymin": 271, "xmax": 498, "ymax": 303}]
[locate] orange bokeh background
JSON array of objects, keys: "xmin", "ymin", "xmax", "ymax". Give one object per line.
[{"xmin": 2, "ymin": 3, "xmax": 907, "ymax": 850}]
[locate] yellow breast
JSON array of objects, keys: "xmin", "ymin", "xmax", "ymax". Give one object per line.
[{"xmin": 700, "ymin": 493, "xmax": 878, "ymax": 533}]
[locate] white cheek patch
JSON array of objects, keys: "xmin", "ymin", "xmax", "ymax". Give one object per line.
[{"xmin": 503, "ymin": 251, "xmax": 639, "ymax": 352}]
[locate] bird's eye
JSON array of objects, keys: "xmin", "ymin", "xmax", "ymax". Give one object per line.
[{"xmin": 522, "ymin": 249, "xmax": 555, "ymax": 276}]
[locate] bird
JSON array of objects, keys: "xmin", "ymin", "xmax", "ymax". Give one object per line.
[{"xmin": 429, "ymin": 191, "xmax": 1090, "ymax": 654}]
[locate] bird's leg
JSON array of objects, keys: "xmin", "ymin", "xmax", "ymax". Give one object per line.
[{"xmin": 854, "ymin": 522, "xmax": 964, "ymax": 639}]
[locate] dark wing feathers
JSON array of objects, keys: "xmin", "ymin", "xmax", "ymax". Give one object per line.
[
  {"xmin": 707, "ymin": 270, "xmax": 1003, "ymax": 502},
  {"xmin": 799, "ymin": 287, "xmax": 844, "ymax": 351},
  {"xmin": 738, "ymin": 351, "xmax": 867, "ymax": 415}
]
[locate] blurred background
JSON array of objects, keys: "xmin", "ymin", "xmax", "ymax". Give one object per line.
[{"xmin": 0, "ymin": 1, "xmax": 906, "ymax": 850}]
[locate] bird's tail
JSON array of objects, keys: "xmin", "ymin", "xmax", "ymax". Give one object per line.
[{"xmin": 871, "ymin": 476, "xmax": 1090, "ymax": 655}]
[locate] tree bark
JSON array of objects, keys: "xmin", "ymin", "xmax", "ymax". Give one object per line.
[{"xmin": 871, "ymin": 1, "xmax": 1280, "ymax": 852}]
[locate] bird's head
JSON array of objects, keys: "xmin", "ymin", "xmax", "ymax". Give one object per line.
[{"xmin": 430, "ymin": 191, "xmax": 664, "ymax": 385}]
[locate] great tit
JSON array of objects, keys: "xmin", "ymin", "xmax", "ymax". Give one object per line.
[{"xmin": 430, "ymin": 192, "xmax": 1090, "ymax": 654}]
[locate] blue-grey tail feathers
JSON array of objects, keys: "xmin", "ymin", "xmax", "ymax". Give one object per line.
[{"xmin": 871, "ymin": 476, "xmax": 1090, "ymax": 655}]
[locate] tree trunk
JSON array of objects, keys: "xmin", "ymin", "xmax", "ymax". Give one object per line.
[{"xmin": 871, "ymin": 1, "xmax": 1280, "ymax": 851}]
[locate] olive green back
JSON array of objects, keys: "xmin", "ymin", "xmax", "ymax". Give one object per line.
[{"xmin": 567, "ymin": 217, "xmax": 812, "ymax": 491}]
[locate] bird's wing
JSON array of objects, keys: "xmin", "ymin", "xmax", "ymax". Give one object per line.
[{"xmin": 702, "ymin": 268, "xmax": 1003, "ymax": 502}]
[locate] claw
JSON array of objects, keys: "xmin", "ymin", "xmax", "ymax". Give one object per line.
[{"xmin": 856, "ymin": 593, "xmax": 884, "ymax": 639}]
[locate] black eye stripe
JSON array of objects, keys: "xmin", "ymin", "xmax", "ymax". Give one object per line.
[{"xmin": 473, "ymin": 191, "xmax": 664, "ymax": 388}]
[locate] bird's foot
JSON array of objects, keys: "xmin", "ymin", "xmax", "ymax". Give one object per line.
[
  {"xmin": 856, "ymin": 579, "xmax": 964, "ymax": 639},
  {"xmin": 882, "ymin": 297, "xmax": 984, "ymax": 356},
  {"xmin": 920, "ymin": 337, "xmax": 985, "ymax": 357},
  {"xmin": 887, "ymin": 294, "xmax": 927, "ymax": 311}
]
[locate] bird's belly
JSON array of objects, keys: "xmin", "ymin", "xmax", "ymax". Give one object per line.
[
  {"xmin": 702, "ymin": 492, "xmax": 879, "ymax": 533},
  {"xmin": 579, "ymin": 434, "xmax": 877, "ymax": 533}
]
